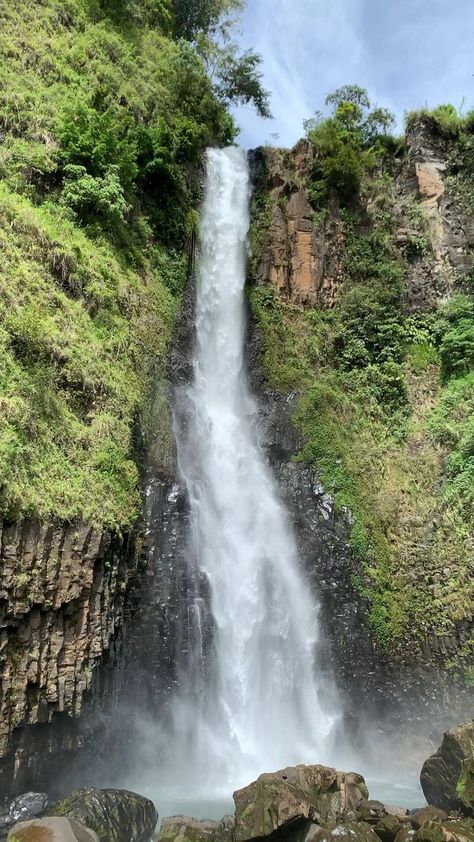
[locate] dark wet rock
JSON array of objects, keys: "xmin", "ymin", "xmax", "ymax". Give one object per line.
[
  {"xmin": 0, "ymin": 791, "xmax": 48, "ymax": 834},
  {"xmin": 7, "ymin": 816, "xmax": 99, "ymax": 841},
  {"xmin": 50, "ymin": 788, "xmax": 157, "ymax": 842},
  {"xmin": 159, "ymin": 815, "xmax": 234, "ymax": 842},
  {"xmin": 233, "ymin": 765, "xmax": 368, "ymax": 842},
  {"xmin": 421, "ymin": 722, "xmax": 474, "ymax": 814}
]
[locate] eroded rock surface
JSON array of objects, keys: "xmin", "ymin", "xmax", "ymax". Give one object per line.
[
  {"xmin": 0, "ymin": 519, "xmax": 136, "ymax": 795},
  {"xmin": 159, "ymin": 815, "xmax": 234, "ymax": 842},
  {"xmin": 7, "ymin": 816, "xmax": 99, "ymax": 842},
  {"xmin": 421, "ymin": 721, "xmax": 474, "ymax": 814},
  {"xmin": 233, "ymin": 765, "xmax": 368, "ymax": 842},
  {"xmin": 51, "ymin": 788, "xmax": 158, "ymax": 842}
]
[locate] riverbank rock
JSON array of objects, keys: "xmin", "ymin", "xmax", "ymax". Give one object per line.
[
  {"xmin": 0, "ymin": 792, "xmax": 48, "ymax": 834},
  {"xmin": 7, "ymin": 816, "xmax": 99, "ymax": 841},
  {"xmin": 233, "ymin": 765, "xmax": 369, "ymax": 841},
  {"xmin": 420, "ymin": 721, "xmax": 474, "ymax": 814},
  {"xmin": 50, "ymin": 788, "xmax": 158, "ymax": 842},
  {"xmin": 159, "ymin": 815, "xmax": 234, "ymax": 842}
]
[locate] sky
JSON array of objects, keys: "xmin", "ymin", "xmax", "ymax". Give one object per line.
[{"xmin": 231, "ymin": 0, "xmax": 474, "ymax": 148}]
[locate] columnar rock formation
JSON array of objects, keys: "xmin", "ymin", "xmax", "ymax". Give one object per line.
[{"xmin": 0, "ymin": 520, "xmax": 137, "ymax": 793}]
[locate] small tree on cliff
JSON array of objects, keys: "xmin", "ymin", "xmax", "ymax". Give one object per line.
[{"xmin": 304, "ymin": 85, "xmax": 395, "ymax": 205}]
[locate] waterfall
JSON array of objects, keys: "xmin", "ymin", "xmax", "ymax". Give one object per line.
[{"xmin": 161, "ymin": 146, "xmax": 335, "ymax": 798}]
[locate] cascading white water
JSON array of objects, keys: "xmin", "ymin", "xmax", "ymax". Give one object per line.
[{"xmin": 164, "ymin": 146, "xmax": 336, "ymax": 797}]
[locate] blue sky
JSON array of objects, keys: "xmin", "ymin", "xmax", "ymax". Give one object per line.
[{"xmin": 231, "ymin": 0, "xmax": 474, "ymax": 148}]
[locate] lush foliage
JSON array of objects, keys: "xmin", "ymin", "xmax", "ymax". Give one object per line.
[
  {"xmin": 0, "ymin": 0, "xmax": 266, "ymax": 528},
  {"xmin": 304, "ymin": 85, "xmax": 396, "ymax": 206},
  {"xmin": 250, "ymin": 90, "xmax": 474, "ymax": 656}
]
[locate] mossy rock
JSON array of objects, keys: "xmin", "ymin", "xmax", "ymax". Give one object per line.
[
  {"xmin": 233, "ymin": 765, "xmax": 368, "ymax": 842},
  {"xmin": 421, "ymin": 721, "xmax": 474, "ymax": 814},
  {"xmin": 51, "ymin": 788, "xmax": 158, "ymax": 842},
  {"xmin": 414, "ymin": 819, "xmax": 474, "ymax": 842}
]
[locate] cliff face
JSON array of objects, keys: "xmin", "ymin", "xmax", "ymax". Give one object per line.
[
  {"xmin": 248, "ymin": 115, "xmax": 474, "ymax": 675},
  {"xmin": 0, "ymin": 519, "xmax": 137, "ymax": 793},
  {"xmin": 251, "ymin": 121, "xmax": 474, "ymax": 311}
]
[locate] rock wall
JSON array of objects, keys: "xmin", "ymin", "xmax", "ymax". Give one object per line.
[
  {"xmin": 251, "ymin": 118, "xmax": 474, "ymax": 313},
  {"xmin": 0, "ymin": 519, "xmax": 137, "ymax": 797}
]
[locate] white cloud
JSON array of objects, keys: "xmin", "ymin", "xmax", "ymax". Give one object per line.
[{"xmin": 231, "ymin": 0, "xmax": 474, "ymax": 149}]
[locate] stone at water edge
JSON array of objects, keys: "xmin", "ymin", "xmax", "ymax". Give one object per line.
[
  {"xmin": 0, "ymin": 792, "xmax": 49, "ymax": 834},
  {"xmin": 420, "ymin": 721, "xmax": 474, "ymax": 815},
  {"xmin": 158, "ymin": 815, "xmax": 234, "ymax": 842},
  {"xmin": 50, "ymin": 788, "xmax": 158, "ymax": 842},
  {"xmin": 7, "ymin": 816, "xmax": 99, "ymax": 841},
  {"xmin": 233, "ymin": 764, "xmax": 369, "ymax": 842}
]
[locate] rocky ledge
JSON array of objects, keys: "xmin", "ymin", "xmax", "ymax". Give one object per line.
[{"xmin": 158, "ymin": 722, "xmax": 474, "ymax": 842}]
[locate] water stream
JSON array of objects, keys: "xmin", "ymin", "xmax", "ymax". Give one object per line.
[{"xmin": 156, "ymin": 147, "xmax": 336, "ymax": 799}]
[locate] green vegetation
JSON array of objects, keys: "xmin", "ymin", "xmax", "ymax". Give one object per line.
[
  {"xmin": 250, "ymin": 86, "xmax": 474, "ymax": 657},
  {"xmin": 304, "ymin": 85, "xmax": 396, "ymax": 206},
  {"xmin": 0, "ymin": 0, "xmax": 267, "ymax": 528}
]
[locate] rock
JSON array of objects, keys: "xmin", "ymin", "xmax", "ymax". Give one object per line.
[
  {"xmin": 420, "ymin": 722, "xmax": 474, "ymax": 814},
  {"xmin": 8, "ymin": 792, "xmax": 49, "ymax": 824},
  {"xmin": 410, "ymin": 808, "xmax": 449, "ymax": 830},
  {"xmin": 394, "ymin": 827, "xmax": 416, "ymax": 842},
  {"xmin": 51, "ymin": 788, "xmax": 158, "ymax": 842},
  {"xmin": 306, "ymin": 821, "xmax": 382, "ymax": 842},
  {"xmin": 233, "ymin": 765, "xmax": 369, "ymax": 842},
  {"xmin": 385, "ymin": 809, "xmax": 409, "ymax": 821},
  {"xmin": 7, "ymin": 816, "xmax": 99, "ymax": 841},
  {"xmin": 159, "ymin": 815, "xmax": 234, "ymax": 842},
  {"xmin": 358, "ymin": 801, "xmax": 388, "ymax": 823},
  {"xmin": 374, "ymin": 815, "xmax": 405, "ymax": 842},
  {"xmin": 0, "ymin": 791, "xmax": 48, "ymax": 833},
  {"xmin": 414, "ymin": 819, "xmax": 474, "ymax": 842}
]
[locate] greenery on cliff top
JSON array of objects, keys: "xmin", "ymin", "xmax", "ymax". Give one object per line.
[
  {"xmin": 0, "ymin": 0, "xmax": 267, "ymax": 529},
  {"xmin": 250, "ymin": 88, "xmax": 474, "ymax": 657}
]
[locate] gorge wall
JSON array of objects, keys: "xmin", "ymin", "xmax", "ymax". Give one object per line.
[
  {"xmin": 1, "ymin": 0, "xmax": 473, "ymax": 796},
  {"xmin": 247, "ymin": 113, "xmax": 474, "ymax": 683}
]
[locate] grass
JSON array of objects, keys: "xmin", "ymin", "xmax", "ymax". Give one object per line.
[{"xmin": 0, "ymin": 184, "xmax": 178, "ymax": 529}]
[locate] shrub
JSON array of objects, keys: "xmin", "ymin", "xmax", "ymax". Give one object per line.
[{"xmin": 61, "ymin": 164, "xmax": 130, "ymax": 226}]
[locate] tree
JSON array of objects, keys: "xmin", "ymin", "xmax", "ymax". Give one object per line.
[
  {"xmin": 172, "ymin": 0, "xmax": 271, "ymax": 118},
  {"xmin": 304, "ymin": 85, "xmax": 395, "ymax": 205},
  {"xmin": 172, "ymin": 0, "xmax": 243, "ymax": 41},
  {"xmin": 207, "ymin": 43, "xmax": 271, "ymax": 118}
]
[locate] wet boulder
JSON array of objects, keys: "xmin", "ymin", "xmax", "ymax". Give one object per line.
[
  {"xmin": 7, "ymin": 816, "xmax": 99, "ymax": 841},
  {"xmin": 50, "ymin": 788, "xmax": 158, "ymax": 842},
  {"xmin": 159, "ymin": 815, "xmax": 234, "ymax": 842},
  {"xmin": 421, "ymin": 722, "xmax": 474, "ymax": 815},
  {"xmin": 233, "ymin": 764, "xmax": 369, "ymax": 841},
  {"xmin": 0, "ymin": 792, "xmax": 48, "ymax": 834}
]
